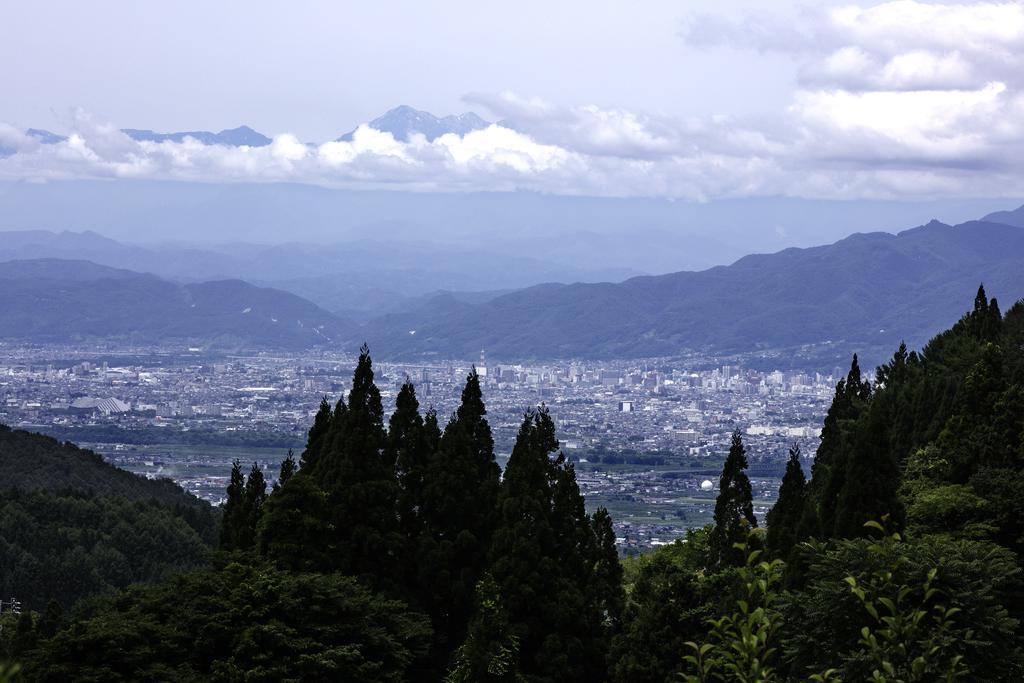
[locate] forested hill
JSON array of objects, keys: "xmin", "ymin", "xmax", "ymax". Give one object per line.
[
  {"xmin": 0, "ymin": 424, "xmax": 218, "ymax": 610},
  {"xmin": 364, "ymin": 218, "xmax": 1024, "ymax": 360},
  {"xmin": 0, "ymin": 424, "xmax": 209, "ymax": 513},
  {"xmin": 0, "ymin": 259, "xmax": 352, "ymax": 349}
]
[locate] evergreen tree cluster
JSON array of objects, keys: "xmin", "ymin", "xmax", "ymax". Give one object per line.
[
  {"xmin": 9, "ymin": 345, "xmax": 622, "ymax": 681},
  {"xmin": 607, "ymin": 285, "xmax": 1024, "ymax": 681},
  {"xmin": 0, "ymin": 424, "xmax": 218, "ymax": 612},
  {"xmin": 218, "ymin": 460, "xmax": 268, "ymax": 551}
]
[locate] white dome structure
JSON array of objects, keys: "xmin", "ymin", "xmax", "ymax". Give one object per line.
[{"xmin": 700, "ymin": 479, "xmax": 714, "ymax": 491}]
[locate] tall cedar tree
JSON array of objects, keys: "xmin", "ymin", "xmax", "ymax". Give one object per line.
[
  {"xmin": 299, "ymin": 397, "xmax": 332, "ymax": 470},
  {"xmin": 275, "ymin": 449, "xmax": 296, "ymax": 491},
  {"xmin": 480, "ymin": 407, "xmax": 608, "ymax": 683},
  {"xmin": 832, "ymin": 393, "xmax": 904, "ymax": 537},
  {"xmin": 591, "ymin": 506, "xmax": 626, "ymax": 648},
  {"xmin": 238, "ymin": 462, "xmax": 267, "ymax": 550},
  {"xmin": 765, "ymin": 445, "xmax": 806, "ymax": 558},
  {"xmin": 417, "ymin": 369, "xmax": 502, "ymax": 666},
  {"xmin": 257, "ymin": 471, "xmax": 334, "ymax": 572},
  {"xmin": 304, "ymin": 344, "xmax": 402, "ymax": 586},
  {"xmin": 219, "ymin": 459, "xmax": 245, "ymax": 550},
  {"xmin": 708, "ymin": 430, "xmax": 757, "ymax": 567},
  {"xmin": 389, "ymin": 380, "xmax": 428, "ymax": 536},
  {"xmin": 798, "ymin": 354, "xmax": 871, "ymax": 541}
]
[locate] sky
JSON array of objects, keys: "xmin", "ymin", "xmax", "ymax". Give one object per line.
[{"xmin": 2, "ymin": 0, "xmax": 1024, "ymax": 203}]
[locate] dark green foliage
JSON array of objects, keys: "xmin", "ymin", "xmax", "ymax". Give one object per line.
[
  {"xmin": 275, "ymin": 449, "xmax": 296, "ymax": 490},
  {"xmin": 0, "ymin": 424, "xmax": 217, "ymax": 543},
  {"xmin": 389, "ymin": 380, "xmax": 429, "ymax": 536},
  {"xmin": 0, "ymin": 490, "xmax": 210, "ymax": 611},
  {"xmin": 217, "ymin": 460, "xmax": 267, "ymax": 552},
  {"xmin": 799, "ymin": 354, "xmax": 872, "ymax": 542},
  {"xmin": 218, "ymin": 459, "xmax": 245, "ymax": 550},
  {"xmin": 708, "ymin": 430, "xmax": 757, "ymax": 568},
  {"xmin": 256, "ymin": 472, "xmax": 333, "ymax": 572},
  {"xmin": 832, "ymin": 396, "xmax": 905, "ymax": 538},
  {"xmin": 446, "ymin": 575, "xmax": 523, "ymax": 683},
  {"xmin": 609, "ymin": 529, "xmax": 714, "ymax": 683},
  {"xmin": 782, "ymin": 531, "xmax": 1023, "ymax": 681},
  {"xmin": 299, "ymin": 397, "xmax": 332, "ymax": 471},
  {"xmin": 240, "ymin": 462, "xmax": 267, "ymax": 549},
  {"xmin": 416, "ymin": 369, "xmax": 502, "ymax": 665},
  {"xmin": 302, "ymin": 345, "xmax": 402, "ymax": 586},
  {"xmin": 36, "ymin": 601, "xmax": 62, "ymax": 640},
  {"xmin": 765, "ymin": 446, "xmax": 806, "ymax": 558},
  {"xmin": 28, "ymin": 563, "xmax": 431, "ymax": 683},
  {"xmin": 0, "ymin": 423, "xmax": 216, "ymax": 611},
  {"xmin": 590, "ymin": 507, "xmax": 625, "ymax": 635},
  {"xmin": 483, "ymin": 408, "xmax": 608, "ymax": 683},
  {"xmin": 682, "ymin": 539, "xmax": 786, "ymax": 682}
]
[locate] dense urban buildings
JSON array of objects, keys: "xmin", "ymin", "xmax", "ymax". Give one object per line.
[{"xmin": 0, "ymin": 343, "xmax": 835, "ymax": 550}]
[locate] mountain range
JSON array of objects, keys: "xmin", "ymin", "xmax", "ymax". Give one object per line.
[
  {"xmin": 0, "ymin": 259, "xmax": 349, "ymax": 349},
  {"xmin": 361, "ymin": 218, "xmax": 1024, "ymax": 361},
  {"xmin": 0, "ymin": 229, "xmax": 637, "ymax": 319},
  {"xmin": 0, "ymin": 209, "xmax": 1022, "ymax": 361},
  {"xmin": 8, "ymin": 105, "xmax": 490, "ymax": 153}
]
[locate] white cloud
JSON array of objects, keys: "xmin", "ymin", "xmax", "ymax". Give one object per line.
[
  {"xmin": 684, "ymin": 1, "xmax": 1024, "ymax": 91},
  {"xmin": 4, "ymin": 2, "xmax": 1024, "ymax": 201}
]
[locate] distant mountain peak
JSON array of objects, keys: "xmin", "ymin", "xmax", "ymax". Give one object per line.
[
  {"xmin": 982, "ymin": 204, "xmax": 1024, "ymax": 228},
  {"xmin": 121, "ymin": 126, "xmax": 272, "ymax": 147},
  {"xmin": 26, "ymin": 128, "xmax": 67, "ymax": 144},
  {"xmin": 18, "ymin": 126, "xmax": 272, "ymax": 148},
  {"xmin": 338, "ymin": 105, "xmax": 491, "ymax": 142}
]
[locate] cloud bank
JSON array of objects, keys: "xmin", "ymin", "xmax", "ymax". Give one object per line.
[{"xmin": 3, "ymin": 1, "xmax": 1024, "ymax": 201}]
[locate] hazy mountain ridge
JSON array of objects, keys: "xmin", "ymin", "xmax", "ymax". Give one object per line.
[
  {"xmin": 362, "ymin": 217, "xmax": 1024, "ymax": 360},
  {"xmin": 982, "ymin": 204, "xmax": 1024, "ymax": 228},
  {"xmin": 2, "ymin": 179, "xmax": 1015, "ymax": 272},
  {"xmin": 1, "ymin": 210, "xmax": 1023, "ymax": 359},
  {"xmin": 0, "ymin": 228, "xmax": 639, "ymax": 316},
  {"xmin": 13, "ymin": 126, "xmax": 272, "ymax": 148},
  {"xmin": 0, "ymin": 260, "xmax": 350, "ymax": 349}
]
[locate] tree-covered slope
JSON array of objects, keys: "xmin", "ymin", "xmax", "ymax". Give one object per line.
[
  {"xmin": 0, "ymin": 424, "xmax": 218, "ymax": 609},
  {"xmin": 365, "ymin": 219, "xmax": 1024, "ymax": 359},
  {"xmin": 0, "ymin": 425, "xmax": 211, "ymax": 518}
]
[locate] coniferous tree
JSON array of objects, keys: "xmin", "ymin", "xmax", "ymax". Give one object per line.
[
  {"xmin": 765, "ymin": 445, "xmax": 806, "ymax": 558},
  {"xmin": 299, "ymin": 397, "xmax": 333, "ymax": 471},
  {"xmin": 307, "ymin": 344, "xmax": 401, "ymax": 585},
  {"xmin": 799, "ymin": 354, "xmax": 871, "ymax": 541},
  {"xmin": 219, "ymin": 459, "xmax": 245, "ymax": 550},
  {"xmin": 590, "ymin": 506, "xmax": 625, "ymax": 667},
  {"xmin": 275, "ymin": 449, "xmax": 296, "ymax": 491},
  {"xmin": 237, "ymin": 462, "xmax": 267, "ymax": 550},
  {"xmin": 389, "ymin": 380, "xmax": 428, "ymax": 536},
  {"xmin": 708, "ymin": 430, "xmax": 757, "ymax": 568},
  {"xmin": 257, "ymin": 471, "xmax": 334, "ymax": 572},
  {"xmin": 417, "ymin": 369, "xmax": 502, "ymax": 665},
  {"xmin": 832, "ymin": 394, "xmax": 905, "ymax": 538},
  {"xmin": 423, "ymin": 407, "xmax": 441, "ymax": 454},
  {"xmin": 481, "ymin": 407, "xmax": 607, "ymax": 683}
]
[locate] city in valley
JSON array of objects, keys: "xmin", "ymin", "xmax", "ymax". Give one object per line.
[{"xmin": 0, "ymin": 343, "xmax": 837, "ymax": 553}]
